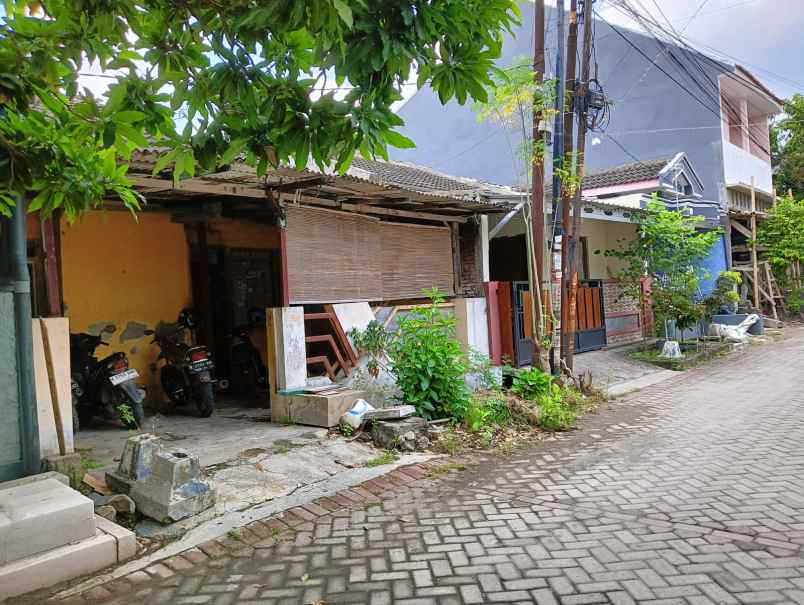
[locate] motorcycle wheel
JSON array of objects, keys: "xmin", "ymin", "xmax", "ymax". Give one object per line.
[
  {"xmin": 160, "ymin": 364, "xmax": 187, "ymax": 405},
  {"xmin": 196, "ymin": 383, "xmax": 215, "ymax": 418}
]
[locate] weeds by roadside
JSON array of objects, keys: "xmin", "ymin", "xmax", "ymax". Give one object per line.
[{"xmin": 365, "ymin": 451, "xmax": 398, "ymax": 467}]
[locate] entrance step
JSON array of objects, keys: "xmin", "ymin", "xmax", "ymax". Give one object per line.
[
  {"xmin": 0, "ymin": 518, "xmax": 134, "ymax": 601},
  {"xmin": 0, "ymin": 478, "xmax": 95, "ymax": 565}
]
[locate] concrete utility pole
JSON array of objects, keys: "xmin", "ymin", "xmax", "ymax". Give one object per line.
[
  {"xmin": 565, "ymin": 0, "xmax": 595, "ymax": 372},
  {"xmin": 560, "ymin": 0, "xmax": 580, "ymax": 369},
  {"xmin": 549, "ymin": 0, "xmax": 566, "ymax": 374},
  {"xmin": 530, "ymin": 0, "xmax": 548, "ymax": 371}
]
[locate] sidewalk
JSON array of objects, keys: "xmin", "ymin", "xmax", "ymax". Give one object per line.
[{"xmin": 573, "ymin": 342, "xmax": 676, "ymax": 397}]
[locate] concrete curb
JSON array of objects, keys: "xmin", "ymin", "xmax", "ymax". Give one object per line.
[{"xmin": 604, "ymin": 369, "xmax": 679, "ymax": 399}]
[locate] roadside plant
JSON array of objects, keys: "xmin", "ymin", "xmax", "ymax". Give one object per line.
[
  {"xmin": 757, "ymin": 196, "xmax": 804, "ymax": 300},
  {"xmin": 510, "ymin": 367, "xmax": 553, "ymax": 401},
  {"xmin": 536, "ymin": 384, "xmax": 576, "ymax": 431},
  {"xmin": 605, "ymin": 196, "xmax": 722, "ymax": 336},
  {"xmin": 702, "ymin": 271, "xmax": 742, "ymax": 318},
  {"xmin": 349, "ymin": 320, "xmax": 390, "ymax": 378},
  {"xmin": 388, "ymin": 288, "xmax": 470, "ymax": 420},
  {"xmin": 468, "ymin": 350, "xmax": 502, "ymax": 391},
  {"xmin": 465, "ymin": 393, "xmax": 509, "ymax": 434}
]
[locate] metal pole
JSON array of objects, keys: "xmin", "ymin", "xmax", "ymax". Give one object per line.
[
  {"xmin": 10, "ymin": 197, "xmax": 41, "ymax": 476},
  {"xmin": 549, "ymin": 0, "xmax": 566, "ymax": 375}
]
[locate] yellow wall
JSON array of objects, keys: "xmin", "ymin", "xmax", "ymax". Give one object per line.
[
  {"xmin": 581, "ymin": 218, "xmax": 637, "ymax": 279},
  {"xmin": 60, "ymin": 210, "xmax": 192, "ymax": 399}
]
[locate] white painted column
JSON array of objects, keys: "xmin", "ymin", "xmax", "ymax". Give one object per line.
[
  {"xmin": 479, "ymin": 215, "xmax": 490, "ymax": 283},
  {"xmin": 267, "ymin": 307, "xmax": 307, "ymax": 393}
]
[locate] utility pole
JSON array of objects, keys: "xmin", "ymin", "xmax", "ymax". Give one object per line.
[
  {"xmin": 559, "ymin": 0, "xmax": 580, "ymax": 371},
  {"xmin": 565, "ymin": 0, "xmax": 595, "ymax": 372},
  {"xmin": 530, "ymin": 0, "xmax": 548, "ymax": 371},
  {"xmin": 548, "ymin": 0, "xmax": 566, "ymax": 375}
]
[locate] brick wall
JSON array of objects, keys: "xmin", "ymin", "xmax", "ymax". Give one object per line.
[
  {"xmin": 602, "ymin": 280, "xmax": 643, "ymax": 346},
  {"xmin": 458, "ymin": 221, "xmax": 484, "ymax": 298}
]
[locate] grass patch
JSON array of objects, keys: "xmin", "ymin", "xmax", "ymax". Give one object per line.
[
  {"xmin": 226, "ymin": 529, "xmax": 242, "ymax": 540},
  {"xmin": 432, "ymin": 426, "xmax": 464, "ymax": 455},
  {"xmin": 274, "ymin": 446, "xmax": 290, "ymax": 455},
  {"xmin": 365, "ymin": 451, "xmax": 398, "ymax": 467}
]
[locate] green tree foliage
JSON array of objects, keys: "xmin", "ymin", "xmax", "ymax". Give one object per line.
[
  {"xmin": 772, "ymin": 95, "xmax": 804, "ymax": 198},
  {"xmin": 605, "ymin": 197, "xmax": 722, "ymax": 334},
  {"xmin": 0, "ymin": 0, "xmax": 519, "ymax": 218},
  {"xmin": 757, "ymin": 196, "xmax": 804, "ymax": 275}
]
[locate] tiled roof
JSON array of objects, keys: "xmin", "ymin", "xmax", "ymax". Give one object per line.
[
  {"xmin": 544, "ymin": 158, "xmax": 671, "ymax": 198},
  {"xmin": 582, "ymin": 158, "xmax": 671, "ymax": 190},
  {"xmin": 350, "ymin": 157, "xmax": 479, "ymax": 193}
]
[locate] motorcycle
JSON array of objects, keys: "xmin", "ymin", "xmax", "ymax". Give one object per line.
[
  {"xmin": 149, "ymin": 309, "xmax": 216, "ymax": 417},
  {"xmin": 228, "ymin": 311, "xmax": 269, "ymax": 401},
  {"xmin": 70, "ymin": 329, "xmax": 147, "ymax": 431}
]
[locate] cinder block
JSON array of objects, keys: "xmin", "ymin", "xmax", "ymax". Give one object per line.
[
  {"xmin": 272, "ymin": 389, "xmax": 368, "ymax": 427},
  {"xmin": 0, "ymin": 529, "xmax": 117, "ymax": 601},
  {"xmin": 0, "ymin": 471, "xmax": 69, "ymax": 490},
  {"xmin": 0, "ymin": 478, "xmax": 95, "ymax": 565}
]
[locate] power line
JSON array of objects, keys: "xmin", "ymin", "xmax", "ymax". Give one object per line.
[{"xmin": 604, "ymin": 133, "xmax": 641, "ymax": 162}]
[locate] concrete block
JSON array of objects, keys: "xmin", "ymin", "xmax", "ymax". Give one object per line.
[
  {"xmin": 0, "ymin": 529, "xmax": 117, "ymax": 601},
  {"xmin": 0, "ymin": 470, "xmax": 69, "ymax": 490},
  {"xmin": 0, "ymin": 478, "xmax": 95, "ymax": 565},
  {"xmin": 268, "ymin": 307, "xmax": 307, "ymax": 392},
  {"xmin": 106, "ymin": 433, "xmax": 161, "ymax": 494},
  {"xmin": 94, "ymin": 514, "xmax": 137, "ymax": 561},
  {"xmin": 129, "ymin": 449, "xmax": 215, "ymax": 523},
  {"xmin": 272, "ymin": 389, "xmax": 368, "ymax": 427},
  {"xmin": 44, "ymin": 452, "xmax": 84, "ymax": 489},
  {"xmin": 372, "ymin": 417, "xmax": 428, "ymax": 450}
]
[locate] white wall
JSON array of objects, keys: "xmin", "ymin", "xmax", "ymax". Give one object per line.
[{"xmin": 722, "ymin": 140, "xmax": 773, "ymax": 195}]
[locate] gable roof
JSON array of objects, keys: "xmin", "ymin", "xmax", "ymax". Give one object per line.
[{"xmin": 583, "ymin": 158, "xmax": 671, "ymax": 190}]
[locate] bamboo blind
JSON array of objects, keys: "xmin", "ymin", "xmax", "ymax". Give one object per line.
[{"xmin": 286, "ymin": 206, "xmax": 454, "ymax": 303}]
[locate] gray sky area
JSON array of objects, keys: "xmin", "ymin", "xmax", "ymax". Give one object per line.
[{"xmin": 597, "ymin": 0, "xmax": 804, "ymax": 99}]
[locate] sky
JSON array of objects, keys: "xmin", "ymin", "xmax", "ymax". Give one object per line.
[
  {"xmin": 75, "ymin": 1, "xmax": 803, "ymax": 107},
  {"xmin": 595, "ymin": 0, "xmax": 804, "ymax": 100}
]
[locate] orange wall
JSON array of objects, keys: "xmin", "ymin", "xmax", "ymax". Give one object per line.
[{"xmin": 60, "ymin": 210, "xmax": 192, "ymax": 400}]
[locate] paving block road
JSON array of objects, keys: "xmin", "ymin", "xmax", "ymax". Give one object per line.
[{"xmin": 38, "ymin": 331, "xmax": 804, "ymax": 604}]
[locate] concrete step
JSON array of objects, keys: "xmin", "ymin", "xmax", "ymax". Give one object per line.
[
  {"xmin": 0, "ymin": 525, "xmax": 120, "ymax": 601},
  {"xmin": 0, "ymin": 477, "xmax": 95, "ymax": 565}
]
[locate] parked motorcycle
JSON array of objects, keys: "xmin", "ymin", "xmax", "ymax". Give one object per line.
[
  {"xmin": 228, "ymin": 308, "xmax": 269, "ymax": 401},
  {"xmin": 150, "ymin": 309, "xmax": 216, "ymax": 417},
  {"xmin": 70, "ymin": 328, "xmax": 147, "ymax": 432}
]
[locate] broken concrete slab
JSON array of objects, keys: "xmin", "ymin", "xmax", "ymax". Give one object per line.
[
  {"xmin": 95, "ymin": 494, "xmax": 136, "ymax": 515},
  {"xmin": 372, "ymin": 417, "xmax": 428, "ymax": 450},
  {"xmin": 364, "ymin": 405, "xmax": 416, "ymax": 421},
  {"xmin": 106, "ymin": 433, "xmax": 161, "ymax": 494},
  {"xmin": 129, "ymin": 449, "xmax": 216, "ymax": 524},
  {"xmin": 0, "ymin": 478, "xmax": 96, "ymax": 565},
  {"xmin": 44, "ymin": 452, "xmax": 84, "ymax": 488},
  {"xmin": 273, "ymin": 389, "xmax": 368, "ymax": 427}
]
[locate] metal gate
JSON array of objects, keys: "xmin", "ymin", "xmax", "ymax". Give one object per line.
[{"xmin": 574, "ymin": 280, "xmax": 606, "ymax": 353}]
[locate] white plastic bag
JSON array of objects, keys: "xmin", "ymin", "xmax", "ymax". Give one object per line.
[{"xmin": 341, "ymin": 399, "xmax": 375, "ymax": 429}]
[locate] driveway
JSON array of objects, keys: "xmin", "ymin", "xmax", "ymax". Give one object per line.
[{"xmin": 47, "ymin": 330, "xmax": 804, "ymax": 604}]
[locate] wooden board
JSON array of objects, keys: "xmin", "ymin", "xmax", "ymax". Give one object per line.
[
  {"xmin": 497, "ymin": 282, "xmax": 515, "ymax": 364},
  {"xmin": 32, "ymin": 318, "xmax": 73, "ymax": 457},
  {"xmin": 522, "ymin": 291, "xmax": 533, "ymax": 340}
]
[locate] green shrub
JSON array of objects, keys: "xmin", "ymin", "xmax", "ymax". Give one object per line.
[
  {"xmin": 388, "ymin": 288, "xmax": 470, "ymax": 420},
  {"xmin": 537, "ymin": 384, "xmax": 576, "ymax": 430},
  {"xmin": 511, "ymin": 367, "xmax": 553, "ymax": 401},
  {"xmin": 468, "ymin": 350, "xmax": 502, "ymax": 391},
  {"xmin": 465, "ymin": 393, "xmax": 509, "ymax": 433}
]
